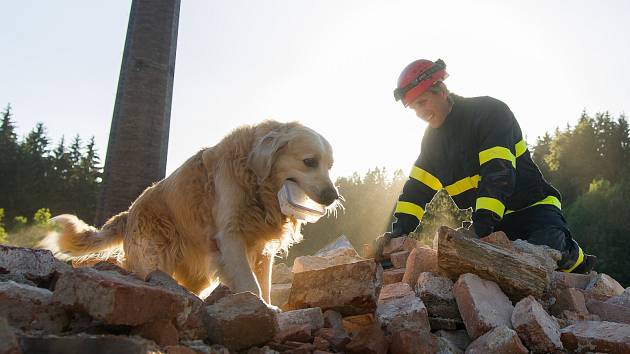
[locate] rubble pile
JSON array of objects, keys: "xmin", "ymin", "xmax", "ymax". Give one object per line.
[{"xmin": 1, "ymin": 227, "xmax": 629, "ymax": 353}]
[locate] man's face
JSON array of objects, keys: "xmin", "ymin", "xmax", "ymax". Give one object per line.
[{"xmin": 408, "ymin": 89, "xmax": 450, "ymax": 128}]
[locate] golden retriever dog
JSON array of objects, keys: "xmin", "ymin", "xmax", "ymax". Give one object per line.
[{"xmin": 42, "ymin": 120, "xmax": 339, "ymax": 305}]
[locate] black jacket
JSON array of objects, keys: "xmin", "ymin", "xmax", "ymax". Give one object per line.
[{"xmin": 391, "ymin": 94, "xmax": 562, "ymax": 237}]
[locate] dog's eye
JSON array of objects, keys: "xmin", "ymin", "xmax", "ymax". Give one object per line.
[{"xmin": 303, "ymin": 158, "xmax": 318, "ymax": 168}]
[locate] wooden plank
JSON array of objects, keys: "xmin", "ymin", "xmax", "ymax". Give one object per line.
[{"xmin": 437, "ymin": 226, "xmax": 551, "ymax": 300}]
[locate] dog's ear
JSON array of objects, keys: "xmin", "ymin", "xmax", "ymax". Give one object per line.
[{"xmin": 248, "ymin": 131, "xmax": 288, "ymax": 182}]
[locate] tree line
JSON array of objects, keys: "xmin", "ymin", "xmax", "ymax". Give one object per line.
[
  {"xmin": 1, "ymin": 103, "xmax": 628, "ymax": 285},
  {"xmin": 0, "ymin": 104, "xmax": 101, "ymax": 243}
]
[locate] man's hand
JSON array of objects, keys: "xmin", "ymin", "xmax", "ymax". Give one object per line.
[{"xmin": 374, "ymin": 232, "xmax": 396, "ymax": 263}]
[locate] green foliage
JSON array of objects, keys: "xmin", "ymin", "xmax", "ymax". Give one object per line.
[
  {"xmin": 33, "ymin": 208, "xmax": 52, "ymax": 225},
  {"xmin": 532, "ymin": 111, "xmax": 630, "ymax": 286},
  {"xmin": 0, "ymin": 103, "xmax": 102, "ymax": 228},
  {"xmin": 13, "ymin": 216, "xmax": 27, "ymax": 227},
  {"xmin": 0, "ymin": 208, "xmax": 7, "ymax": 244},
  {"xmin": 4, "ymin": 208, "xmax": 56, "ymax": 248},
  {"xmin": 534, "ymin": 111, "xmax": 630, "ymax": 205},
  {"xmin": 564, "ymin": 178, "xmax": 630, "ymax": 286}
]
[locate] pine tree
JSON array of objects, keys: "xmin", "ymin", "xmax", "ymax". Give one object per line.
[
  {"xmin": 0, "ymin": 104, "xmax": 19, "ymax": 214},
  {"xmin": 15, "ymin": 122, "xmax": 52, "ymax": 225}
]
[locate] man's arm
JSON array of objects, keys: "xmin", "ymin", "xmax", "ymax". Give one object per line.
[
  {"xmin": 472, "ymin": 101, "xmax": 519, "ymax": 237},
  {"xmin": 391, "ymin": 152, "xmax": 442, "ymax": 237}
]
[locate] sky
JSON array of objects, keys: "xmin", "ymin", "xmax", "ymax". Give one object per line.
[{"xmin": 2, "ymin": 0, "xmax": 629, "ymax": 179}]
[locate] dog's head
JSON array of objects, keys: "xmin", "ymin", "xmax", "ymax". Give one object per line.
[{"xmin": 248, "ymin": 123, "xmax": 339, "ymax": 207}]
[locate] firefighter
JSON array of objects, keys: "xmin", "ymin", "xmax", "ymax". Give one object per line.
[{"xmin": 376, "ymin": 58, "xmax": 595, "ymax": 274}]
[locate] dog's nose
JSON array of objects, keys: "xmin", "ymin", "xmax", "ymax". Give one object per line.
[{"xmin": 319, "ymin": 188, "xmax": 339, "ymax": 206}]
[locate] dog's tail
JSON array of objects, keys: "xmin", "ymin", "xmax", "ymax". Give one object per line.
[{"xmin": 40, "ymin": 212, "xmax": 127, "ymax": 258}]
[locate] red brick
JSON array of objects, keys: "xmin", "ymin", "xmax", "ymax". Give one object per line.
[
  {"xmin": 383, "ymin": 268, "xmax": 406, "ymax": 285},
  {"xmin": 382, "ymin": 236, "xmax": 417, "ymax": 258},
  {"xmin": 389, "ymin": 330, "xmax": 439, "ymax": 354},
  {"xmin": 511, "ymin": 295, "xmax": 564, "ymax": 353},
  {"xmin": 480, "ymin": 231, "xmax": 514, "ymax": 250},
  {"xmin": 287, "ymin": 259, "xmax": 382, "ymax": 316},
  {"xmin": 586, "ymin": 273, "xmax": 625, "ymax": 298},
  {"xmin": 550, "ymin": 287, "xmax": 588, "ymax": 316},
  {"xmin": 322, "ymin": 309, "xmax": 343, "ymax": 331},
  {"xmin": 550, "ymin": 271, "xmax": 593, "ymax": 290},
  {"xmin": 402, "ymin": 247, "xmax": 438, "ymax": 287},
  {"xmin": 277, "ymin": 307, "xmax": 324, "ymax": 332},
  {"xmin": 561, "ymin": 320, "xmax": 630, "ymax": 354},
  {"xmin": 428, "ymin": 317, "xmax": 461, "ymax": 331},
  {"xmin": 607, "ymin": 287, "xmax": 630, "ymax": 307},
  {"xmin": 345, "ymin": 325, "xmax": 388, "ymax": 354},
  {"xmin": 52, "ymin": 267, "xmax": 186, "ymax": 326},
  {"xmin": 0, "ymin": 316, "xmax": 21, "ymax": 354},
  {"xmin": 0, "ymin": 281, "xmax": 68, "ymax": 333},
  {"xmin": 203, "ymin": 284, "xmax": 234, "ymax": 306},
  {"xmin": 434, "ymin": 329, "xmax": 471, "ymax": 351},
  {"xmin": 415, "ymin": 272, "xmax": 460, "ymax": 319},
  {"xmin": 376, "ymin": 283, "xmax": 429, "ymax": 334},
  {"xmin": 146, "ymin": 270, "xmax": 205, "ymax": 340},
  {"xmin": 204, "ymin": 292, "xmax": 278, "ymax": 351},
  {"xmin": 164, "ymin": 345, "xmax": 197, "ymax": 354},
  {"xmin": 131, "ymin": 319, "xmax": 179, "ymax": 346},
  {"xmin": 313, "ymin": 336, "xmax": 331, "ymax": 351},
  {"xmin": 586, "ymin": 299, "xmax": 630, "ymax": 325},
  {"xmin": 18, "ymin": 334, "xmax": 161, "ymax": 354},
  {"xmin": 313, "ymin": 327, "xmax": 350, "ymax": 351},
  {"xmin": 391, "ymin": 251, "xmax": 411, "ymax": 269},
  {"xmin": 274, "ymin": 324, "xmax": 313, "ymax": 343},
  {"xmin": 452, "ymin": 273, "xmax": 514, "ymax": 340},
  {"xmin": 342, "ymin": 314, "xmax": 375, "ymax": 335},
  {"xmin": 465, "ymin": 326, "xmax": 528, "ymax": 354}
]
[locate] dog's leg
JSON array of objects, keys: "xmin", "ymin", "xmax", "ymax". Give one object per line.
[
  {"xmin": 216, "ymin": 231, "xmax": 261, "ymax": 297},
  {"xmin": 254, "ymin": 251, "xmax": 273, "ymax": 304}
]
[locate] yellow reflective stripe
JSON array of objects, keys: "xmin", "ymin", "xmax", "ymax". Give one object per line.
[
  {"xmin": 505, "ymin": 195, "xmax": 562, "ymax": 215},
  {"xmin": 445, "ymin": 175, "xmax": 480, "ymax": 196},
  {"xmin": 410, "ymin": 166, "xmax": 442, "ymax": 191},
  {"xmin": 476, "ymin": 197, "xmax": 506, "ymax": 217},
  {"xmin": 395, "ymin": 201, "xmax": 425, "ymax": 221},
  {"xmin": 515, "ymin": 139, "xmax": 527, "ymax": 158},
  {"xmin": 479, "ymin": 146, "xmax": 516, "ymax": 168},
  {"xmin": 562, "ymin": 246, "xmax": 584, "ymax": 273}
]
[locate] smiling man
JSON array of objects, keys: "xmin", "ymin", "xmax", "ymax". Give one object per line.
[{"xmin": 379, "ymin": 58, "xmax": 595, "ymax": 274}]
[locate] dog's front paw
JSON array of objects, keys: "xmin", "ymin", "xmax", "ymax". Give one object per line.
[{"xmin": 266, "ymin": 303, "xmax": 282, "ymax": 314}]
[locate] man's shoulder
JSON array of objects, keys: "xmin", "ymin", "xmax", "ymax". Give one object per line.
[{"xmin": 460, "ymin": 95, "xmax": 508, "ymax": 109}]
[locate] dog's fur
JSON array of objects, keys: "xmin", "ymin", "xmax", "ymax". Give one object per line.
[{"xmin": 41, "ymin": 121, "xmax": 338, "ymax": 304}]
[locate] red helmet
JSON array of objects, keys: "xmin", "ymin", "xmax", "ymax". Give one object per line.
[{"xmin": 394, "ymin": 59, "xmax": 448, "ymax": 106}]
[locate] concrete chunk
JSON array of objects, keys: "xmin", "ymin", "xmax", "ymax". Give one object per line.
[{"xmin": 0, "ymin": 245, "xmax": 70, "ymax": 286}]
